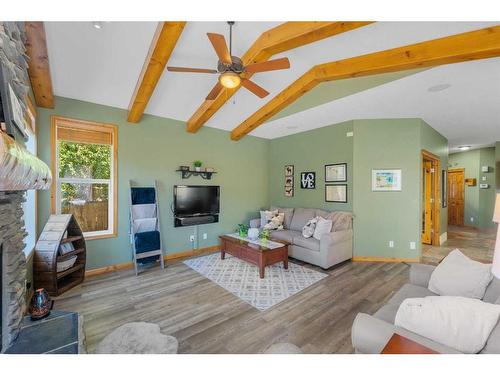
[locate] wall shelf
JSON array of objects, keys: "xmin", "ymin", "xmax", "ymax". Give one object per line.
[{"xmin": 176, "ymin": 169, "xmax": 217, "ymax": 180}]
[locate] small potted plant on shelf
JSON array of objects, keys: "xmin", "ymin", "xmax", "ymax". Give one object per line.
[{"xmin": 193, "ymin": 160, "xmax": 203, "ymax": 172}]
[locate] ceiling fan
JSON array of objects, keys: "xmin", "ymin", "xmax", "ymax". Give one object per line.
[{"xmin": 167, "ymin": 21, "xmax": 290, "ymax": 100}]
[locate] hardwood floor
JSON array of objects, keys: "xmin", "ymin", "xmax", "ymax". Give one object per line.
[
  {"xmin": 422, "ymin": 225, "xmax": 496, "ymax": 265},
  {"xmin": 53, "ymin": 225, "xmax": 497, "ymax": 354},
  {"xmin": 54, "ymin": 258, "xmax": 409, "ymax": 354}
]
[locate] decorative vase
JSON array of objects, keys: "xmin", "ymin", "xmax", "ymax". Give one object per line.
[
  {"xmin": 29, "ymin": 288, "xmax": 52, "ymax": 320},
  {"xmin": 195, "ymin": 167, "xmax": 201, "ymax": 172},
  {"xmin": 248, "ymin": 228, "xmax": 259, "ymax": 240}
]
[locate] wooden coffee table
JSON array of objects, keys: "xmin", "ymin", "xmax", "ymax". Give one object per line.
[
  {"xmin": 381, "ymin": 334, "xmax": 438, "ymax": 354},
  {"xmin": 219, "ymin": 235, "xmax": 289, "ymax": 278}
]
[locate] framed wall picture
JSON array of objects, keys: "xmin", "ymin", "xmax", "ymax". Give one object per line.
[
  {"xmin": 284, "ymin": 164, "xmax": 294, "ymax": 197},
  {"xmin": 372, "ymin": 169, "xmax": 402, "ymax": 191},
  {"xmin": 325, "ymin": 163, "xmax": 347, "ymax": 182},
  {"xmin": 300, "ymin": 172, "xmax": 316, "ymax": 189},
  {"xmin": 325, "ymin": 184, "xmax": 347, "ymax": 203},
  {"xmin": 441, "ymin": 169, "xmax": 447, "ymax": 208}
]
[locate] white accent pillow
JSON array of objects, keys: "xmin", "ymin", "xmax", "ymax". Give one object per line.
[
  {"xmin": 428, "ymin": 249, "xmax": 493, "ymax": 299},
  {"xmin": 313, "ymin": 216, "xmax": 333, "ymax": 240},
  {"xmin": 395, "ymin": 296, "xmax": 500, "ymax": 353},
  {"xmin": 260, "ymin": 210, "xmax": 278, "ymax": 228},
  {"xmin": 302, "ymin": 217, "xmax": 318, "ymax": 238}
]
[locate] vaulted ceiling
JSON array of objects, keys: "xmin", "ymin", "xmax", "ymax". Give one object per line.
[{"xmin": 44, "ymin": 21, "xmax": 500, "ymax": 151}]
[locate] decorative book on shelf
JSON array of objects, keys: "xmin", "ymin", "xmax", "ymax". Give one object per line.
[{"xmin": 33, "ymin": 214, "xmax": 86, "ymax": 296}]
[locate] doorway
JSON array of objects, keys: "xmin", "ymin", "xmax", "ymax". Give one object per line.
[
  {"xmin": 421, "ymin": 150, "xmax": 441, "ymax": 245},
  {"xmin": 447, "ymin": 168, "xmax": 465, "ymax": 226}
]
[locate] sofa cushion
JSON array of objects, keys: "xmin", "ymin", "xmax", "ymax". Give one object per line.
[
  {"xmin": 483, "ymin": 276, "xmax": 500, "ymax": 304},
  {"xmin": 387, "ymin": 283, "xmax": 437, "ymax": 307},
  {"xmin": 289, "ymin": 208, "xmax": 316, "ymax": 231},
  {"xmin": 428, "ymin": 249, "xmax": 493, "ymax": 299},
  {"xmin": 373, "ymin": 303, "xmax": 399, "ymax": 324},
  {"xmin": 269, "ymin": 230, "xmax": 299, "ymax": 243},
  {"xmin": 480, "ymin": 296, "xmax": 500, "ymax": 354},
  {"xmin": 293, "ymin": 235, "xmax": 320, "ymax": 252},
  {"xmin": 270, "ymin": 206, "xmax": 295, "ymax": 229},
  {"xmin": 315, "ymin": 210, "xmax": 353, "ymax": 231}
]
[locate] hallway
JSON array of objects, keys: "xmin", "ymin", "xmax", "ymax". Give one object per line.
[{"xmin": 422, "ymin": 225, "xmax": 497, "ymax": 265}]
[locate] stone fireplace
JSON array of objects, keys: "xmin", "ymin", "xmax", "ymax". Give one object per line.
[
  {"xmin": 0, "ymin": 191, "xmax": 27, "ymax": 351},
  {"xmin": 0, "ymin": 22, "xmax": 51, "ymax": 352}
]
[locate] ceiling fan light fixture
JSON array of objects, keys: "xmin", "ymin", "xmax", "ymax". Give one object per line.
[{"xmin": 219, "ymin": 72, "xmax": 241, "ymax": 89}]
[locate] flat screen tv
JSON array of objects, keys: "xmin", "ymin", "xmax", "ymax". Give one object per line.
[{"xmin": 174, "ymin": 185, "xmax": 220, "ymax": 218}]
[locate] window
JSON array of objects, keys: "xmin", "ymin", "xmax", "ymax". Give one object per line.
[{"xmin": 51, "ymin": 116, "xmax": 117, "ymax": 239}]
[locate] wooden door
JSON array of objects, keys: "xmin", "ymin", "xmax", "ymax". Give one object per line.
[
  {"xmin": 448, "ymin": 169, "xmax": 464, "ymax": 226},
  {"xmin": 422, "ymin": 161, "xmax": 432, "ymax": 244}
]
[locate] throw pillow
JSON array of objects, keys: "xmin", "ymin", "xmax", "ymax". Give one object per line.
[
  {"xmin": 260, "ymin": 210, "xmax": 278, "ymax": 228},
  {"xmin": 263, "ymin": 212, "xmax": 285, "ymax": 231},
  {"xmin": 313, "ymin": 216, "xmax": 333, "ymax": 240},
  {"xmin": 428, "ymin": 249, "xmax": 493, "ymax": 299},
  {"xmin": 395, "ymin": 296, "xmax": 500, "ymax": 353},
  {"xmin": 302, "ymin": 217, "xmax": 318, "ymax": 238}
]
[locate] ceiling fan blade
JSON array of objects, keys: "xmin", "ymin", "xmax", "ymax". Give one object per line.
[
  {"xmin": 240, "ymin": 79, "xmax": 269, "ymax": 98},
  {"xmin": 206, "ymin": 82, "xmax": 224, "ymax": 100},
  {"xmin": 167, "ymin": 67, "xmax": 218, "ymax": 74},
  {"xmin": 207, "ymin": 33, "xmax": 232, "ymax": 65},
  {"xmin": 244, "ymin": 57, "xmax": 290, "ymax": 73}
]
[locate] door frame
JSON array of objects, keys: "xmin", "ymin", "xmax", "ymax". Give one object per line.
[
  {"xmin": 421, "ymin": 150, "xmax": 441, "ymax": 246},
  {"xmin": 447, "ymin": 167, "xmax": 465, "ymax": 227}
]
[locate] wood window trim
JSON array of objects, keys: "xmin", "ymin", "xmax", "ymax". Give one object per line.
[
  {"xmin": 421, "ymin": 150, "xmax": 441, "ymax": 246},
  {"xmin": 50, "ymin": 115, "xmax": 118, "ymax": 241}
]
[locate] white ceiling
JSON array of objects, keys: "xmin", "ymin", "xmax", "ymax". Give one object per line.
[{"xmin": 45, "ymin": 21, "xmax": 500, "ymax": 150}]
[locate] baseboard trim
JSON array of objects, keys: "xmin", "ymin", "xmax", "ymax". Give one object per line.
[
  {"xmin": 352, "ymin": 256, "xmax": 421, "ymax": 263},
  {"xmin": 84, "ymin": 245, "xmax": 220, "ymax": 278}
]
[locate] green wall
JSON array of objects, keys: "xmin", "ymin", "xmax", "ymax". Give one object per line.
[
  {"xmin": 496, "ymin": 142, "xmax": 500, "ymax": 191},
  {"xmin": 352, "ymin": 119, "xmax": 422, "ymax": 259},
  {"xmin": 267, "ymin": 121, "xmax": 353, "ymax": 211},
  {"xmin": 37, "ymin": 97, "xmax": 270, "ymax": 270},
  {"xmin": 449, "ymin": 147, "xmax": 496, "ymax": 228}
]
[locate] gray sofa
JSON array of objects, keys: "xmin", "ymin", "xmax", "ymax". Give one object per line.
[
  {"xmin": 351, "ymin": 263, "xmax": 500, "ymax": 354},
  {"xmin": 250, "ymin": 206, "xmax": 353, "ymax": 269}
]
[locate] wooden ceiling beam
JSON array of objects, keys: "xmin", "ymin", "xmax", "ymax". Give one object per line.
[
  {"xmin": 231, "ymin": 25, "xmax": 500, "ymax": 141},
  {"xmin": 25, "ymin": 22, "xmax": 54, "ymax": 109},
  {"xmin": 127, "ymin": 22, "xmax": 186, "ymax": 123},
  {"xmin": 186, "ymin": 21, "xmax": 373, "ymax": 133}
]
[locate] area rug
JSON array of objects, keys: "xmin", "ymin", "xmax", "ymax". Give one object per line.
[{"xmin": 183, "ymin": 253, "xmax": 327, "ymax": 311}]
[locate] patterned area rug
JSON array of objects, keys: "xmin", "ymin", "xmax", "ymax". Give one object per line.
[{"xmin": 183, "ymin": 253, "xmax": 328, "ymax": 311}]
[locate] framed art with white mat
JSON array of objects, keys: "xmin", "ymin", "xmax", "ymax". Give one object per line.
[
  {"xmin": 325, "ymin": 163, "xmax": 347, "ymax": 182},
  {"xmin": 372, "ymin": 169, "xmax": 402, "ymax": 191},
  {"xmin": 325, "ymin": 184, "xmax": 347, "ymax": 203}
]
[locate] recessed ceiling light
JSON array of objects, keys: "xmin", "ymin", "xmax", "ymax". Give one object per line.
[
  {"xmin": 92, "ymin": 22, "xmax": 103, "ymax": 29},
  {"xmin": 458, "ymin": 145, "xmax": 471, "ymax": 151},
  {"xmin": 428, "ymin": 83, "xmax": 451, "ymax": 92},
  {"xmin": 286, "ymin": 125, "xmax": 298, "ymax": 130}
]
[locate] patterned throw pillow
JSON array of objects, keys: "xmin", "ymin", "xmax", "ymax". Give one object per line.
[
  {"xmin": 263, "ymin": 212, "xmax": 285, "ymax": 231},
  {"xmin": 302, "ymin": 217, "xmax": 318, "ymax": 238},
  {"xmin": 260, "ymin": 210, "xmax": 278, "ymax": 228}
]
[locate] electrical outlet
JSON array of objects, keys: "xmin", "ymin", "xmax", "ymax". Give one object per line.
[
  {"xmin": 470, "ymin": 217, "xmax": 474, "ymax": 223},
  {"xmin": 389, "ymin": 241, "xmax": 394, "ymax": 248},
  {"xmin": 410, "ymin": 242, "xmax": 416, "ymax": 250},
  {"xmin": 203, "ymin": 233, "xmax": 207, "ymax": 240},
  {"xmin": 189, "ymin": 235, "xmax": 195, "ymax": 242},
  {"xmin": 346, "ymin": 131, "xmax": 354, "ymax": 137}
]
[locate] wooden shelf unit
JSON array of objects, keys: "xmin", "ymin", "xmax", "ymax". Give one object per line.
[{"xmin": 34, "ymin": 214, "xmax": 87, "ymax": 296}]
